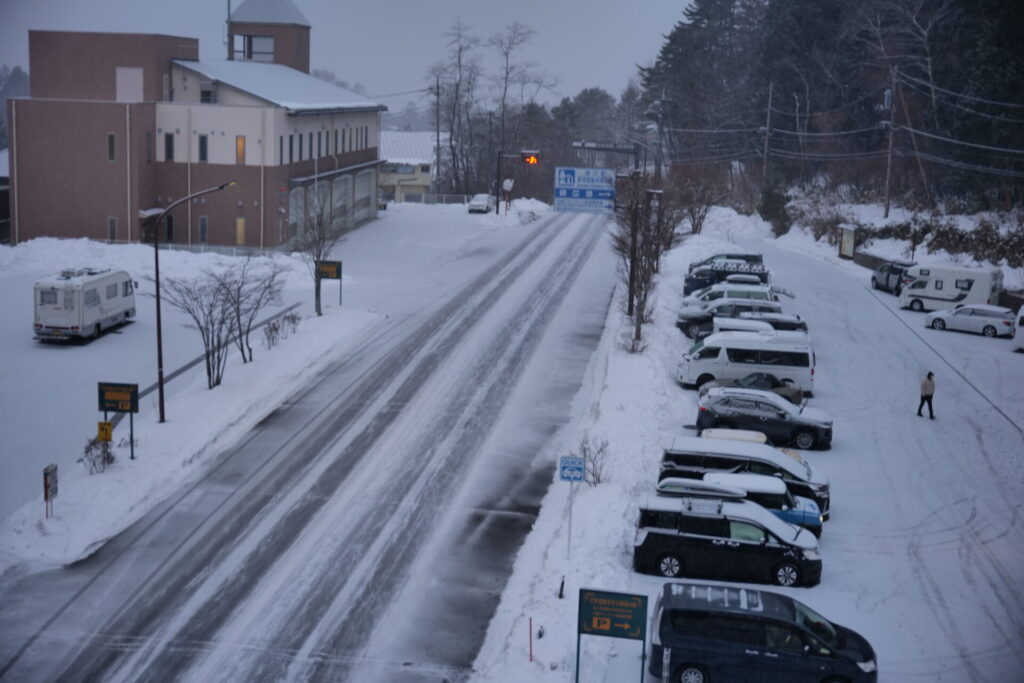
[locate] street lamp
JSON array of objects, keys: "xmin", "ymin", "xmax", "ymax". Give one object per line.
[{"xmin": 148, "ymin": 180, "xmax": 237, "ymax": 423}]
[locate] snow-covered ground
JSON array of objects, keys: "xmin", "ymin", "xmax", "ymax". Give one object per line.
[{"xmin": 2, "ymin": 202, "xmax": 1022, "ymax": 682}]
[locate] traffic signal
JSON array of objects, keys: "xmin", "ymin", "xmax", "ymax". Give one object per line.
[{"xmin": 521, "ymin": 151, "xmax": 540, "ymax": 165}]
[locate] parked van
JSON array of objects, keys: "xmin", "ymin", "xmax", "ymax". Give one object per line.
[
  {"xmin": 34, "ymin": 268, "xmax": 136, "ymax": 340},
  {"xmin": 684, "ymin": 261, "xmax": 770, "ymax": 295},
  {"xmin": 648, "ymin": 582, "xmax": 878, "ymax": 682},
  {"xmin": 659, "ymin": 435, "xmax": 831, "ymax": 519},
  {"xmin": 633, "ymin": 496, "xmax": 821, "ymax": 586},
  {"xmin": 683, "ymin": 284, "xmax": 776, "ymax": 306},
  {"xmin": 899, "ymin": 264, "xmax": 1004, "ymax": 312},
  {"xmin": 677, "ymin": 331, "xmax": 816, "ymax": 393}
]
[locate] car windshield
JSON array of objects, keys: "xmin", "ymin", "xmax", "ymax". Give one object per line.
[
  {"xmin": 792, "ymin": 600, "xmax": 839, "ymax": 649},
  {"xmin": 688, "ymin": 339, "xmax": 704, "ymax": 355}
]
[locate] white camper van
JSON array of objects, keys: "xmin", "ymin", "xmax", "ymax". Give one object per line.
[
  {"xmin": 34, "ymin": 268, "xmax": 136, "ymax": 340},
  {"xmin": 899, "ymin": 265, "xmax": 1004, "ymax": 312}
]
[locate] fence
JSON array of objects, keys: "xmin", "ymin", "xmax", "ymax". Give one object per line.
[{"xmin": 381, "ymin": 193, "xmax": 471, "ymax": 206}]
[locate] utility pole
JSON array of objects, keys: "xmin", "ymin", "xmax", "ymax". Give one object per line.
[
  {"xmin": 762, "ymin": 81, "xmax": 773, "ymax": 182},
  {"xmin": 898, "ymin": 79, "xmax": 934, "ymax": 209},
  {"xmin": 883, "ymin": 68, "xmax": 897, "ymax": 218},
  {"xmin": 627, "ymin": 170, "xmax": 640, "ymax": 317},
  {"xmin": 435, "ymin": 75, "xmax": 441, "ymax": 194}
]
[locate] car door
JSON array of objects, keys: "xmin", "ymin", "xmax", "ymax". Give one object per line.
[
  {"xmin": 947, "ymin": 306, "xmax": 973, "ymax": 333},
  {"xmin": 725, "ymin": 520, "xmax": 774, "ymax": 583},
  {"xmin": 709, "ymin": 614, "xmax": 765, "ymax": 682},
  {"xmin": 679, "ymin": 516, "xmax": 729, "ymax": 577},
  {"xmin": 752, "ymin": 400, "xmax": 791, "ymax": 443},
  {"xmin": 763, "ymin": 622, "xmax": 825, "ymax": 680}
]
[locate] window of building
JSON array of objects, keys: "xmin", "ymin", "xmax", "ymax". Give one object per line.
[
  {"xmin": 165, "ymin": 215, "xmax": 174, "ymax": 243},
  {"xmin": 107, "ymin": 217, "xmax": 117, "ymax": 241},
  {"xmin": 236, "ymin": 135, "xmax": 246, "ymax": 164},
  {"xmin": 199, "ymin": 216, "xmax": 208, "ymax": 243},
  {"xmin": 334, "ymin": 130, "xmax": 338, "ymax": 154},
  {"xmin": 341, "ymin": 129, "xmax": 346, "ymax": 153},
  {"xmin": 146, "ymin": 132, "xmax": 153, "ymax": 162},
  {"xmin": 298, "ymin": 134, "xmax": 303, "ymax": 161},
  {"xmin": 364, "ymin": 126, "xmax": 369, "ymax": 148},
  {"xmin": 248, "ymin": 35, "xmax": 274, "ymax": 61},
  {"xmin": 279, "ymin": 136, "xmax": 283, "ymax": 164},
  {"xmin": 420, "ymin": 164, "xmax": 430, "ymax": 173},
  {"xmin": 107, "ymin": 133, "xmax": 116, "ymax": 161},
  {"xmin": 317, "ymin": 131, "xmax": 322, "ymax": 157},
  {"xmin": 106, "ymin": 283, "xmax": 118, "ymax": 299},
  {"xmin": 308, "ymin": 132, "xmax": 313, "ymax": 158},
  {"xmin": 165, "ymin": 133, "xmax": 174, "ymax": 161},
  {"xmin": 162, "ymin": 74, "xmax": 170, "ymax": 100},
  {"xmin": 200, "ymin": 88, "xmax": 214, "ymax": 104},
  {"xmin": 289, "ymin": 135, "xmax": 294, "ymax": 163},
  {"xmin": 198, "ymin": 135, "xmax": 208, "ymax": 162}
]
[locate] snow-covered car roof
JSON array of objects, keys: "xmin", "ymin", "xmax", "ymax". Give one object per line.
[{"xmin": 664, "ymin": 435, "xmax": 819, "ymax": 483}]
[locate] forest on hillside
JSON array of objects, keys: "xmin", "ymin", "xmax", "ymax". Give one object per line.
[{"xmin": 421, "ymin": 0, "xmax": 1024, "ymax": 211}]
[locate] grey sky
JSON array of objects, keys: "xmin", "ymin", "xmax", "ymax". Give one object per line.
[{"xmin": 0, "ymin": 0, "xmax": 686, "ymax": 113}]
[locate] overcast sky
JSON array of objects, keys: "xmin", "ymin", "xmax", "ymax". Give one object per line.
[{"xmin": 0, "ymin": 0, "xmax": 686, "ymax": 113}]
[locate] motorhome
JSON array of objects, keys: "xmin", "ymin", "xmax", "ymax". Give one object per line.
[
  {"xmin": 899, "ymin": 265, "xmax": 1004, "ymax": 312},
  {"xmin": 34, "ymin": 268, "xmax": 136, "ymax": 340}
]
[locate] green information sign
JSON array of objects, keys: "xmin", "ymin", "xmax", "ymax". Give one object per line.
[
  {"xmin": 98, "ymin": 382, "xmax": 139, "ymax": 413},
  {"xmin": 578, "ymin": 589, "xmax": 647, "ymax": 640},
  {"xmin": 576, "ymin": 588, "xmax": 648, "ymax": 682}
]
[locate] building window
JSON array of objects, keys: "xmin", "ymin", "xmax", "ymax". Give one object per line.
[
  {"xmin": 289, "ymin": 135, "xmax": 294, "ymax": 163},
  {"xmin": 279, "ymin": 136, "xmax": 283, "ymax": 164},
  {"xmin": 107, "ymin": 133, "xmax": 116, "ymax": 161},
  {"xmin": 243, "ymin": 35, "xmax": 274, "ymax": 62},
  {"xmin": 308, "ymin": 133, "xmax": 313, "ymax": 158},
  {"xmin": 146, "ymin": 132, "xmax": 153, "ymax": 162},
  {"xmin": 199, "ymin": 135, "xmax": 208, "ymax": 162},
  {"xmin": 199, "ymin": 216, "xmax": 208, "ymax": 243},
  {"xmin": 200, "ymin": 88, "xmax": 214, "ymax": 103},
  {"xmin": 165, "ymin": 215, "xmax": 174, "ymax": 243},
  {"xmin": 107, "ymin": 217, "xmax": 117, "ymax": 241},
  {"xmin": 236, "ymin": 135, "xmax": 246, "ymax": 164},
  {"xmin": 334, "ymin": 130, "xmax": 338, "ymax": 154},
  {"xmin": 298, "ymin": 134, "xmax": 303, "ymax": 161},
  {"xmin": 165, "ymin": 133, "xmax": 174, "ymax": 161},
  {"xmin": 341, "ymin": 129, "xmax": 346, "ymax": 153},
  {"xmin": 317, "ymin": 131, "xmax": 322, "ymax": 157},
  {"xmin": 162, "ymin": 74, "xmax": 169, "ymax": 100}
]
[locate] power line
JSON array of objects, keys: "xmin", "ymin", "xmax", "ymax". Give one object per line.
[
  {"xmin": 898, "ymin": 149, "xmax": 1024, "ymax": 179},
  {"xmin": 664, "ymin": 126, "xmax": 760, "ymax": 134},
  {"xmin": 898, "ymin": 76, "xmax": 1024, "ymax": 125},
  {"xmin": 899, "ymin": 71, "xmax": 1024, "ymax": 109},
  {"xmin": 768, "ymin": 87, "xmax": 886, "ymax": 118},
  {"xmin": 771, "ymin": 125, "xmax": 884, "ymax": 138},
  {"xmin": 899, "ymin": 124, "xmax": 1024, "ymax": 155}
]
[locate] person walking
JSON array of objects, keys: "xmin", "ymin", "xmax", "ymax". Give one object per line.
[{"xmin": 917, "ymin": 372, "xmax": 935, "ymax": 419}]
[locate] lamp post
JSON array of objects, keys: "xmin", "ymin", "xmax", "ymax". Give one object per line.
[{"xmin": 149, "ymin": 180, "xmax": 237, "ymax": 423}]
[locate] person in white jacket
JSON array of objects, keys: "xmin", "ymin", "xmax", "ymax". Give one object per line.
[{"xmin": 917, "ymin": 372, "xmax": 935, "ymax": 419}]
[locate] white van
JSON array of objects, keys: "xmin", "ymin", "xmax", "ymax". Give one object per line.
[
  {"xmin": 899, "ymin": 265, "xmax": 1004, "ymax": 312},
  {"xmin": 677, "ymin": 330, "xmax": 815, "ymax": 393},
  {"xmin": 34, "ymin": 267, "xmax": 136, "ymax": 340},
  {"xmin": 682, "ymin": 283, "xmax": 776, "ymax": 306}
]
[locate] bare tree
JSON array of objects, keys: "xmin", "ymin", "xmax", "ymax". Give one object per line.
[
  {"xmin": 489, "ymin": 22, "xmax": 536, "ymax": 150},
  {"xmin": 155, "ymin": 273, "xmax": 233, "ymax": 389},
  {"xmin": 290, "ymin": 182, "xmax": 346, "ymax": 316},
  {"xmin": 214, "ymin": 257, "xmax": 287, "ymax": 363}
]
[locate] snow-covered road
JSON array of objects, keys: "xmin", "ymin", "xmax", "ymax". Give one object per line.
[{"xmin": 0, "ymin": 210, "xmax": 618, "ymax": 681}]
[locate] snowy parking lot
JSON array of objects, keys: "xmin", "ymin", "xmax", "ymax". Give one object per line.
[{"xmin": 1, "ymin": 203, "xmax": 1022, "ymax": 682}]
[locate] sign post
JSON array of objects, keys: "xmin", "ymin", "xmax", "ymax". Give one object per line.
[
  {"xmin": 575, "ymin": 588, "xmax": 648, "ymax": 683},
  {"xmin": 554, "ymin": 167, "xmax": 616, "ymax": 215},
  {"xmin": 559, "ymin": 455, "xmax": 585, "ymax": 559},
  {"xmin": 43, "ymin": 464, "xmax": 58, "ymax": 519},
  {"xmin": 316, "ymin": 260, "xmax": 343, "ymax": 306},
  {"xmin": 98, "ymin": 382, "xmax": 139, "ymax": 459}
]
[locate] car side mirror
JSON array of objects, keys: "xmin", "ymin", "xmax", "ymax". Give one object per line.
[
  {"xmin": 777, "ymin": 411, "xmax": 788, "ymax": 419},
  {"xmin": 803, "ymin": 644, "xmax": 811, "ymax": 654}
]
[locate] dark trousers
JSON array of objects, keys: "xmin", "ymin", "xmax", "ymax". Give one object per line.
[{"xmin": 917, "ymin": 394, "xmax": 934, "ymax": 418}]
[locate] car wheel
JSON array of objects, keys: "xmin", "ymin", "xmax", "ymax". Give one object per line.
[
  {"xmin": 773, "ymin": 562, "xmax": 801, "ymax": 587},
  {"xmin": 870, "ymin": 277, "xmax": 878, "ymax": 290},
  {"xmin": 696, "ymin": 374, "xmax": 715, "ymax": 388},
  {"xmin": 90, "ymin": 324, "xmax": 100, "ymax": 339},
  {"xmin": 793, "ymin": 430, "xmax": 816, "ymax": 450},
  {"xmin": 677, "ymin": 664, "xmax": 708, "ymax": 683},
  {"xmin": 931, "ymin": 319, "xmax": 946, "ymax": 330},
  {"xmin": 657, "ymin": 553, "xmax": 683, "ymax": 578},
  {"xmin": 910, "ymin": 299, "xmax": 924, "ymax": 312},
  {"xmin": 983, "ymin": 325, "xmax": 997, "ymax": 337},
  {"xmin": 687, "ymin": 323, "xmax": 703, "ymax": 338}
]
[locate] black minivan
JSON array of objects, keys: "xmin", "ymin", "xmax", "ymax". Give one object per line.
[
  {"xmin": 649, "ymin": 582, "xmax": 877, "ymax": 683},
  {"xmin": 633, "ymin": 496, "xmax": 822, "ymax": 587}
]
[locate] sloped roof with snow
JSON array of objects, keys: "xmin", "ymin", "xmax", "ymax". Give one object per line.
[
  {"xmin": 173, "ymin": 60, "xmax": 384, "ymax": 114},
  {"xmin": 379, "ymin": 131, "xmax": 440, "ymax": 165},
  {"xmin": 230, "ymin": 0, "xmax": 310, "ymax": 27}
]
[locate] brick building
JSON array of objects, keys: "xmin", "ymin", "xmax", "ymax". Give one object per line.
[{"xmin": 6, "ymin": 0, "xmax": 386, "ymax": 248}]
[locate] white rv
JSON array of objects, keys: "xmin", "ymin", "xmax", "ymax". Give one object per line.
[
  {"xmin": 899, "ymin": 265, "xmax": 1004, "ymax": 312},
  {"xmin": 34, "ymin": 268, "xmax": 136, "ymax": 340}
]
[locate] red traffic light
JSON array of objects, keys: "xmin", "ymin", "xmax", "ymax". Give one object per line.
[{"xmin": 521, "ymin": 151, "xmax": 540, "ymax": 165}]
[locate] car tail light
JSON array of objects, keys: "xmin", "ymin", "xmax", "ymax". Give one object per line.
[
  {"xmin": 699, "ymin": 406, "xmax": 709, "ymax": 412},
  {"xmin": 1003, "ymin": 320, "xmax": 1012, "ymax": 326}
]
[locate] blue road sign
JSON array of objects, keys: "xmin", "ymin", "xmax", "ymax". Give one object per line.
[
  {"xmin": 554, "ymin": 167, "xmax": 615, "ymax": 215},
  {"xmin": 560, "ymin": 455, "xmax": 585, "ymax": 482}
]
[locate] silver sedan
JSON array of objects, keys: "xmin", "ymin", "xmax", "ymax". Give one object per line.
[{"xmin": 925, "ymin": 304, "xmax": 1015, "ymax": 338}]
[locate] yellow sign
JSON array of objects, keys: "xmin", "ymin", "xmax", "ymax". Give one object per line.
[{"xmin": 98, "ymin": 421, "xmax": 113, "ymax": 442}]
